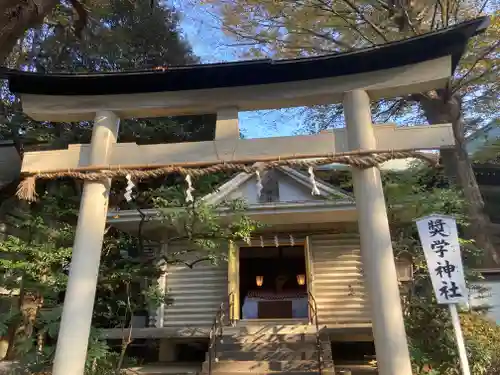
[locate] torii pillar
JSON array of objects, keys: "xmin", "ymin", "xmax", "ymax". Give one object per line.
[
  {"xmin": 344, "ymin": 90, "xmax": 413, "ymax": 375},
  {"xmin": 52, "ymin": 111, "xmax": 120, "ymax": 375}
]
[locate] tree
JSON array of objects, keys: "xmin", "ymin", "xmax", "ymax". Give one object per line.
[
  {"xmin": 0, "ymin": 0, "xmax": 155, "ymax": 64},
  {"xmin": 319, "ymin": 163, "xmax": 500, "ymax": 374},
  {"xmin": 0, "ymin": 0, "xmax": 58, "ymax": 64},
  {"xmin": 0, "ymin": 170, "xmax": 260, "ymax": 371},
  {"xmin": 1, "ymin": 0, "xmax": 215, "ymax": 152},
  {"xmin": 201, "ymin": 0, "xmax": 500, "ymax": 262},
  {"xmin": 0, "ymin": 0, "xmax": 224, "ymax": 368},
  {"xmin": 384, "ymin": 165, "xmax": 500, "ymax": 375}
]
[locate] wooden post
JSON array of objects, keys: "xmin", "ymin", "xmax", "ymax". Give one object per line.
[
  {"xmin": 343, "ymin": 90, "xmax": 412, "ymax": 375},
  {"xmin": 52, "ymin": 111, "xmax": 120, "ymax": 375},
  {"xmin": 228, "ymin": 241, "xmax": 240, "ymax": 322}
]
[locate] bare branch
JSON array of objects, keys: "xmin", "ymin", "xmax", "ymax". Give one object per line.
[
  {"xmin": 67, "ymin": 0, "xmax": 88, "ymax": 38},
  {"xmin": 295, "ymin": 27, "xmax": 353, "ymax": 50},
  {"xmin": 168, "ymin": 256, "xmax": 213, "ymax": 268},
  {"xmin": 453, "ymin": 40, "xmax": 500, "ymax": 93},
  {"xmin": 339, "ymin": 0, "xmax": 389, "ymax": 43},
  {"xmin": 430, "ymin": 2, "xmax": 438, "ymax": 31},
  {"xmin": 373, "ymin": 99, "xmax": 406, "ymax": 122},
  {"xmin": 477, "ymin": 0, "xmax": 490, "ymax": 15}
]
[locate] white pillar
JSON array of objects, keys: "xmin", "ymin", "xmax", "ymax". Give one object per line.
[
  {"xmin": 52, "ymin": 111, "xmax": 120, "ymax": 375},
  {"xmin": 343, "ymin": 90, "xmax": 412, "ymax": 375}
]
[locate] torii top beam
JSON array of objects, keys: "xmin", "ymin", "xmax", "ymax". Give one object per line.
[{"xmin": 0, "ymin": 17, "xmax": 489, "ymax": 122}]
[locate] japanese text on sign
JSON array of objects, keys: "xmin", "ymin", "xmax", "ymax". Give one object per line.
[{"xmin": 416, "ymin": 215, "xmax": 468, "ymax": 304}]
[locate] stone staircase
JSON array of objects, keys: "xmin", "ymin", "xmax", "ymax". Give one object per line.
[{"xmin": 202, "ymin": 322, "xmax": 334, "ymax": 375}]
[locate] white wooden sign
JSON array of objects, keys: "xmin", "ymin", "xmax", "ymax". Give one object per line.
[
  {"xmin": 416, "ymin": 214, "xmax": 471, "ymax": 375},
  {"xmin": 416, "ymin": 214, "xmax": 468, "ymax": 305}
]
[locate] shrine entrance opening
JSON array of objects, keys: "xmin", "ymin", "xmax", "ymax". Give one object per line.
[{"xmin": 239, "ymin": 246, "xmax": 308, "ymax": 321}]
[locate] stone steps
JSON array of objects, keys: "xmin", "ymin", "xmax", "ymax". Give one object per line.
[
  {"xmin": 202, "ymin": 360, "xmax": 326, "ymax": 372},
  {"xmin": 216, "ymin": 341, "xmax": 328, "ymax": 352},
  {"xmin": 202, "ymin": 323, "xmax": 333, "ymax": 375},
  {"xmin": 219, "ymin": 333, "xmax": 319, "ymax": 344},
  {"xmin": 222, "ymin": 324, "xmax": 316, "ymax": 336},
  {"xmin": 201, "ymin": 372, "xmax": 334, "ymax": 375},
  {"xmin": 213, "ymin": 350, "xmax": 321, "ymax": 361}
]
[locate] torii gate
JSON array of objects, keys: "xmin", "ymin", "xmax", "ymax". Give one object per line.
[{"xmin": 2, "ymin": 16, "xmax": 488, "ymax": 375}]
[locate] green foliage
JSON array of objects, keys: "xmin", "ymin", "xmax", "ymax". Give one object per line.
[
  {"xmin": 93, "ymin": 229, "xmax": 164, "ymax": 329},
  {"xmin": 152, "ymin": 177, "xmax": 263, "ymax": 266},
  {"xmin": 325, "ymin": 163, "xmax": 499, "ymax": 373},
  {"xmin": 461, "ymin": 314, "xmax": 500, "ymax": 374},
  {"xmin": 2, "ymin": 0, "xmax": 216, "ymax": 148},
  {"xmin": 383, "ymin": 164, "xmax": 499, "ymax": 374},
  {"xmin": 0, "ymin": 0, "xmax": 248, "ymax": 371}
]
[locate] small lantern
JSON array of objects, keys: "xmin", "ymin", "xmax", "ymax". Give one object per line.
[
  {"xmin": 256, "ymin": 276, "xmax": 264, "ymax": 287},
  {"xmin": 296, "ymin": 274, "xmax": 306, "ymax": 286}
]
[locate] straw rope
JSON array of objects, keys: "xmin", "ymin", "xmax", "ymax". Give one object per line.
[{"xmin": 16, "ymin": 150, "xmax": 439, "ymax": 202}]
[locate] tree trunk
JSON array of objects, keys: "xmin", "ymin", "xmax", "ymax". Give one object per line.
[
  {"xmin": 0, "ymin": 0, "xmax": 58, "ymax": 63},
  {"xmin": 416, "ymin": 90, "xmax": 498, "ymax": 263}
]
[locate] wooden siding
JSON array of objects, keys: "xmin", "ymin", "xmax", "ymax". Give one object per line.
[
  {"xmin": 309, "ymin": 233, "xmax": 372, "ymax": 326},
  {"xmin": 162, "ymin": 245, "xmax": 228, "ymax": 327}
]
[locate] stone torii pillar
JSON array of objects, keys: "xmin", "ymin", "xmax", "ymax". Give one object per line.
[
  {"xmin": 343, "ymin": 90, "xmax": 413, "ymax": 375},
  {"xmin": 52, "ymin": 111, "xmax": 120, "ymax": 375}
]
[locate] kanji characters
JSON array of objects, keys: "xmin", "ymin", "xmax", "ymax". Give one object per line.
[
  {"xmin": 439, "ymin": 281, "xmax": 463, "ymax": 300},
  {"xmin": 428, "ymin": 218, "xmax": 450, "ymax": 237},
  {"xmin": 430, "ymin": 239, "xmax": 450, "ymax": 258},
  {"xmin": 435, "ymin": 260, "xmax": 456, "ymax": 278}
]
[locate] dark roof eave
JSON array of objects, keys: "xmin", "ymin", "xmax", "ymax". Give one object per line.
[{"xmin": 0, "ymin": 17, "xmax": 490, "ymax": 96}]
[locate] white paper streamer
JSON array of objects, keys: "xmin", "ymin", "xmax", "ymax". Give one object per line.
[
  {"xmin": 260, "ymin": 236, "xmax": 264, "ymax": 247},
  {"xmin": 274, "ymin": 235, "xmax": 279, "ymax": 247},
  {"xmin": 124, "ymin": 174, "xmax": 135, "ymax": 202},
  {"xmin": 308, "ymin": 166, "xmax": 321, "ymax": 196},
  {"xmin": 289, "ymin": 234, "xmax": 295, "ymax": 247},
  {"xmin": 185, "ymin": 175, "xmax": 194, "ymax": 203},
  {"xmin": 256, "ymin": 170, "xmax": 263, "ymax": 198}
]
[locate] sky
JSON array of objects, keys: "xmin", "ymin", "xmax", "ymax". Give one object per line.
[
  {"xmin": 171, "ymin": 2, "xmax": 498, "ymax": 143},
  {"xmin": 169, "ymin": 0, "xmax": 304, "ymax": 139}
]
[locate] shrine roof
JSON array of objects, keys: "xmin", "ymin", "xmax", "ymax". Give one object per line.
[{"xmin": 0, "ymin": 17, "xmax": 489, "ymax": 96}]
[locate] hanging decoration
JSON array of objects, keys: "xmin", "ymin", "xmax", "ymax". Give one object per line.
[
  {"xmin": 296, "ymin": 274, "xmax": 306, "ymax": 286},
  {"xmin": 256, "ymin": 275, "xmax": 264, "ymax": 287},
  {"xmin": 289, "ymin": 234, "xmax": 295, "ymax": 247},
  {"xmin": 124, "ymin": 174, "xmax": 135, "ymax": 202},
  {"xmin": 274, "ymin": 235, "xmax": 280, "ymax": 247},
  {"xmin": 244, "ymin": 236, "xmax": 251, "ymax": 246},
  {"xmin": 185, "ymin": 174, "xmax": 194, "ymax": 203},
  {"xmin": 260, "ymin": 236, "xmax": 265, "ymax": 248},
  {"xmin": 16, "ymin": 149, "xmax": 439, "ymax": 202},
  {"xmin": 255, "ymin": 170, "xmax": 263, "ymax": 198},
  {"xmin": 308, "ymin": 166, "xmax": 321, "ymax": 196}
]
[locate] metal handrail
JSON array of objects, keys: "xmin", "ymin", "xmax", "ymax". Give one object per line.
[
  {"xmin": 228, "ymin": 292, "xmax": 235, "ymax": 326},
  {"xmin": 308, "ymin": 291, "xmax": 323, "ymax": 375},
  {"xmin": 208, "ymin": 292, "xmax": 233, "ymax": 375}
]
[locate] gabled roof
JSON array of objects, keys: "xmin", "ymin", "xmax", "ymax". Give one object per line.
[{"xmin": 202, "ymin": 165, "xmax": 353, "ymax": 206}]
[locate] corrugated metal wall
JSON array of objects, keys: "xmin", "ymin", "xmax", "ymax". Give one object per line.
[
  {"xmin": 309, "ymin": 233, "xmax": 372, "ymax": 326},
  {"xmin": 162, "ymin": 244, "xmax": 228, "ymax": 327},
  {"xmin": 161, "ymin": 233, "xmax": 372, "ymax": 328}
]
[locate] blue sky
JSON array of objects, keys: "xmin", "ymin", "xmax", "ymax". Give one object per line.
[{"xmin": 170, "ymin": 0, "xmax": 303, "ymax": 139}]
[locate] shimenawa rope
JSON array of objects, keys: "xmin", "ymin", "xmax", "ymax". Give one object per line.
[{"xmin": 16, "ymin": 150, "xmax": 438, "ymax": 202}]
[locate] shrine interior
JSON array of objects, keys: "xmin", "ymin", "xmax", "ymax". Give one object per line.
[{"xmin": 239, "ymin": 246, "xmax": 308, "ymax": 320}]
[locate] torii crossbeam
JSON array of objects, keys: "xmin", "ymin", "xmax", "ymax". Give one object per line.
[{"xmin": 2, "ymin": 16, "xmax": 489, "ymax": 375}]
